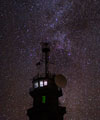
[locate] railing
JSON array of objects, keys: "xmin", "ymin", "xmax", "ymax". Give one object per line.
[{"xmin": 33, "ymin": 73, "xmax": 55, "ymax": 81}]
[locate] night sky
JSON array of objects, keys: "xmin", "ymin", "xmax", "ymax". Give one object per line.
[{"xmin": 0, "ymin": 0, "xmax": 100, "ymax": 120}]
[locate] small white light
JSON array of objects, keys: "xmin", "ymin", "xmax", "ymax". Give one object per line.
[
  {"xmin": 44, "ymin": 81, "xmax": 48, "ymax": 86},
  {"xmin": 40, "ymin": 81, "xmax": 43, "ymax": 87},
  {"xmin": 34, "ymin": 82, "xmax": 38, "ymax": 88}
]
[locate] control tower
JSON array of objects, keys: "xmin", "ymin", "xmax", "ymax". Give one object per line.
[{"xmin": 27, "ymin": 42, "xmax": 66, "ymax": 120}]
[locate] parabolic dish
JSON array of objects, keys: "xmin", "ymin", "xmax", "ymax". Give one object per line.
[{"xmin": 55, "ymin": 74, "xmax": 67, "ymax": 88}]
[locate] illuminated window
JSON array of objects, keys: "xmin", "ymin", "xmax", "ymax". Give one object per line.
[
  {"xmin": 34, "ymin": 82, "xmax": 38, "ymax": 88},
  {"xmin": 42, "ymin": 96, "xmax": 46, "ymax": 103},
  {"xmin": 44, "ymin": 81, "xmax": 48, "ymax": 86},
  {"xmin": 40, "ymin": 81, "xmax": 43, "ymax": 87}
]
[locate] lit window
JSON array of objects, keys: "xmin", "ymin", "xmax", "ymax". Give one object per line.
[
  {"xmin": 44, "ymin": 81, "xmax": 48, "ymax": 86},
  {"xmin": 40, "ymin": 81, "xmax": 43, "ymax": 87},
  {"xmin": 42, "ymin": 96, "xmax": 46, "ymax": 103},
  {"xmin": 34, "ymin": 82, "xmax": 38, "ymax": 88}
]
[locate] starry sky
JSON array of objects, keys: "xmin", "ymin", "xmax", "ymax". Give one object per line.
[{"xmin": 0, "ymin": 0, "xmax": 100, "ymax": 120}]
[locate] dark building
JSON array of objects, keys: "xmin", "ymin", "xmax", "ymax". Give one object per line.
[{"xmin": 27, "ymin": 42, "xmax": 66, "ymax": 120}]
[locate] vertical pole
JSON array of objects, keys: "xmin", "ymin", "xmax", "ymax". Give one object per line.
[
  {"xmin": 42, "ymin": 42, "xmax": 50, "ymax": 77},
  {"xmin": 45, "ymin": 49, "xmax": 48, "ymax": 77}
]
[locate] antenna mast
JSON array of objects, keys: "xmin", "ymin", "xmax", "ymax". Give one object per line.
[{"xmin": 42, "ymin": 42, "xmax": 50, "ymax": 77}]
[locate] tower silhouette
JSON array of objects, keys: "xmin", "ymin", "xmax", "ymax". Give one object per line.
[{"xmin": 27, "ymin": 42, "xmax": 66, "ymax": 120}]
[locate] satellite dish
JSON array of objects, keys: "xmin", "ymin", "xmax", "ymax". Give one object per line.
[{"xmin": 55, "ymin": 74, "xmax": 67, "ymax": 88}]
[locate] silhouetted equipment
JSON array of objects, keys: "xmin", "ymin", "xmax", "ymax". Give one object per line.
[{"xmin": 27, "ymin": 42, "xmax": 66, "ymax": 120}]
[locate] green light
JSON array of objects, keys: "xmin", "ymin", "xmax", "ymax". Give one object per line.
[{"xmin": 42, "ymin": 96, "xmax": 46, "ymax": 103}]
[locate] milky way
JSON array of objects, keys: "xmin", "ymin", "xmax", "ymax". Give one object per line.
[{"xmin": 0, "ymin": 0, "xmax": 100, "ymax": 120}]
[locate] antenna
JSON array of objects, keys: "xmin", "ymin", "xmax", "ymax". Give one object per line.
[{"xmin": 41, "ymin": 42, "xmax": 50, "ymax": 77}]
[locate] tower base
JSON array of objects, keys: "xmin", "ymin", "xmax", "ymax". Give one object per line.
[{"xmin": 27, "ymin": 106, "xmax": 66, "ymax": 120}]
